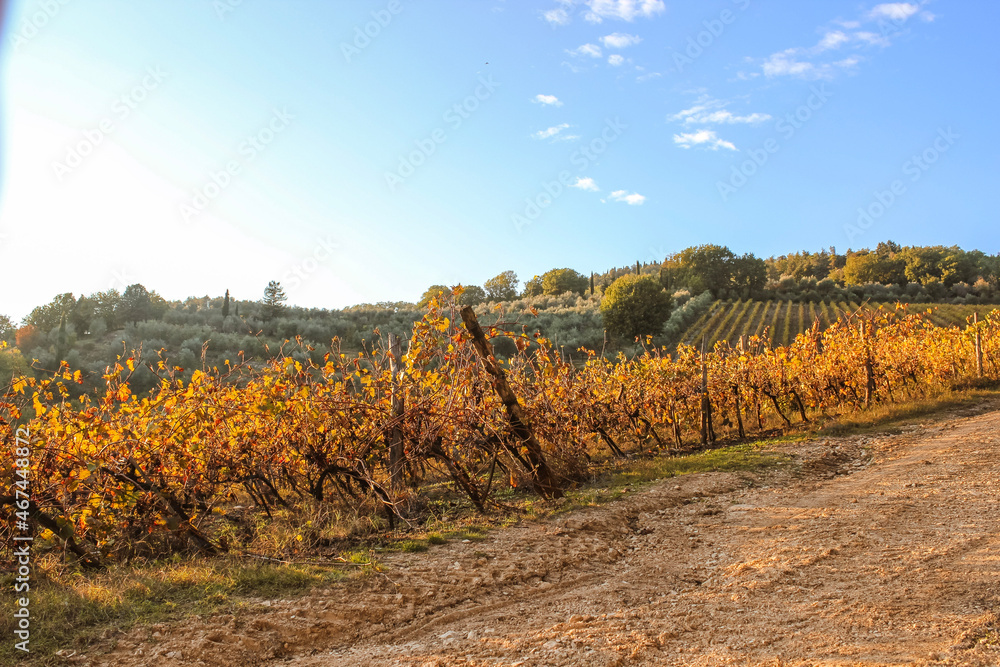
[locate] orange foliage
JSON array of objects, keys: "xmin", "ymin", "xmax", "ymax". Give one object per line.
[{"xmin": 0, "ymin": 299, "xmax": 996, "ymax": 565}]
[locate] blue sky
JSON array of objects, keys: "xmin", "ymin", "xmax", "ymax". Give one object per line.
[{"xmin": 1, "ymin": 0, "xmax": 997, "ymax": 320}]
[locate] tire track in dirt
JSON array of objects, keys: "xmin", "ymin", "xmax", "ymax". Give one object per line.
[{"xmin": 96, "ymin": 404, "xmax": 1000, "ymax": 666}]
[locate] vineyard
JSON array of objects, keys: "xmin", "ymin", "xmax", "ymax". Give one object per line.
[
  {"xmin": 1, "ymin": 298, "xmax": 998, "ymax": 569},
  {"xmin": 677, "ymin": 299, "xmax": 989, "ymax": 348}
]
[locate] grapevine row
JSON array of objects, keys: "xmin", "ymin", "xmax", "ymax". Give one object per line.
[{"xmin": 1, "ymin": 300, "xmax": 997, "ymax": 566}]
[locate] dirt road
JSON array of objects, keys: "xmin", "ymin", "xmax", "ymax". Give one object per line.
[{"xmin": 101, "ymin": 403, "xmax": 1000, "ymax": 666}]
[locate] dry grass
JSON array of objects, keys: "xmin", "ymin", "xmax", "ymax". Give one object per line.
[{"xmin": 0, "ymin": 554, "xmax": 359, "ymax": 664}]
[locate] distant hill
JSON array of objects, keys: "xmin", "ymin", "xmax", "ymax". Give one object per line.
[{"xmin": 4, "ymin": 240, "xmax": 998, "ymax": 394}]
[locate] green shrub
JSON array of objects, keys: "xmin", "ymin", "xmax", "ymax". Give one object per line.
[{"xmin": 600, "ymin": 274, "xmax": 672, "ymax": 341}]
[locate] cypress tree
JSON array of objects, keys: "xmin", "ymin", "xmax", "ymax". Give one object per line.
[{"xmin": 55, "ymin": 313, "xmax": 69, "ymax": 363}]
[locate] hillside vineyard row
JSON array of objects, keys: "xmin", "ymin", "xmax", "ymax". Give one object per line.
[{"xmin": 1, "ymin": 298, "xmax": 997, "ymax": 566}]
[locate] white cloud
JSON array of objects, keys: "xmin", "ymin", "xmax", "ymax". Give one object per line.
[
  {"xmin": 569, "ymin": 43, "xmax": 603, "ymax": 57},
  {"xmin": 868, "ymin": 3, "xmax": 919, "ymax": 22},
  {"xmin": 854, "ymin": 31, "xmax": 891, "ymax": 46},
  {"xmin": 636, "ymin": 71, "xmax": 662, "ymax": 82},
  {"xmin": 752, "ymin": 3, "xmax": 932, "ymax": 80},
  {"xmin": 543, "ymin": 7, "xmax": 571, "ymax": 25},
  {"xmin": 584, "ymin": 0, "xmax": 665, "ymax": 23},
  {"xmin": 608, "ymin": 54, "xmax": 625, "ymax": 66},
  {"xmin": 609, "ymin": 189, "xmax": 646, "ymax": 205},
  {"xmin": 571, "ymin": 177, "xmax": 599, "ymax": 191},
  {"xmin": 817, "ymin": 30, "xmax": 849, "ymax": 51},
  {"xmin": 532, "ymin": 123, "xmax": 571, "ymax": 140},
  {"xmin": 672, "ymin": 108, "xmax": 769, "ymax": 125},
  {"xmin": 600, "ymin": 32, "xmax": 642, "ymax": 48},
  {"xmin": 542, "ymin": 0, "xmax": 574, "ymax": 25},
  {"xmin": 761, "ymin": 44, "xmax": 865, "ymax": 78},
  {"xmin": 672, "ymin": 129, "xmax": 736, "ymax": 151},
  {"xmin": 670, "ymin": 97, "xmax": 770, "ymax": 125},
  {"xmin": 835, "ymin": 55, "xmax": 862, "ymax": 69},
  {"xmin": 533, "ymin": 94, "xmax": 563, "ymax": 106},
  {"xmin": 762, "ymin": 49, "xmax": 816, "ymax": 77},
  {"xmin": 707, "ymin": 110, "xmax": 767, "ymax": 123}
]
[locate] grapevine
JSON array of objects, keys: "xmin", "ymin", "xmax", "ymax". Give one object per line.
[{"xmin": 1, "ymin": 301, "xmax": 996, "ymax": 567}]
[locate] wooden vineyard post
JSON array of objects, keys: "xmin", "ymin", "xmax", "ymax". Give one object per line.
[
  {"xmin": 700, "ymin": 333, "xmax": 715, "ymax": 446},
  {"xmin": 459, "ymin": 306, "xmax": 563, "ymax": 499},
  {"xmin": 670, "ymin": 402, "xmax": 682, "ymax": 449},
  {"xmin": 388, "ymin": 333, "xmax": 405, "ymax": 489},
  {"xmin": 733, "ymin": 336, "xmax": 746, "ymax": 439},
  {"xmin": 861, "ymin": 319, "xmax": 876, "ymax": 406},
  {"xmin": 974, "ymin": 311, "xmax": 984, "ymax": 378}
]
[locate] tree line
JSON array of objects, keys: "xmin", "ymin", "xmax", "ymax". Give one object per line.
[{"xmin": 2, "ymin": 241, "xmax": 997, "ymax": 394}]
